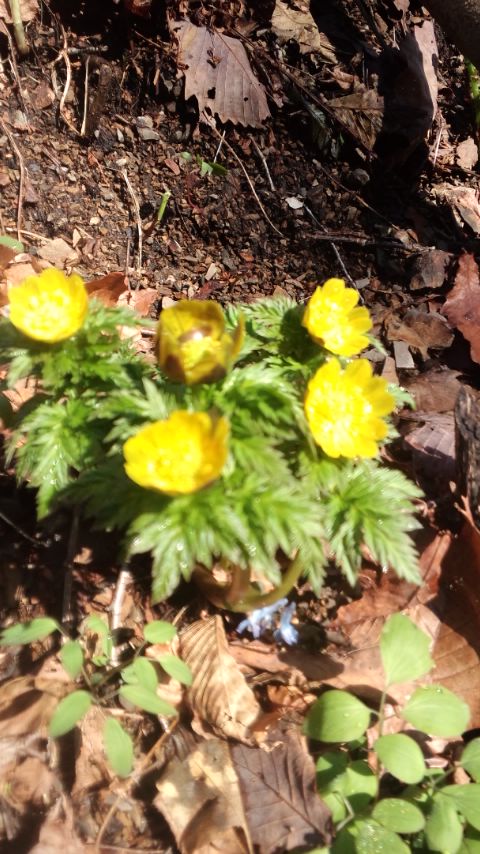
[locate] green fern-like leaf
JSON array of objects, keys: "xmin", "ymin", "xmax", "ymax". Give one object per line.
[
  {"xmin": 10, "ymin": 399, "xmax": 104, "ymax": 516},
  {"xmin": 304, "ymin": 457, "xmax": 422, "ymax": 585}
]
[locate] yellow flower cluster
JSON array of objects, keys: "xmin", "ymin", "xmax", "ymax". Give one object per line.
[
  {"xmin": 302, "ymin": 279, "xmax": 394, "ymax": 458},
  {"xmin": 302, "ymin": 277, "xmax": 371, "ymax": 357},
  {"xmin": 8, "ymin": 269, "xmax": 88, "ymax": 343},
  {"xmin": 123, "ymin": 411, "xmax": 229, "ymax": 495}
]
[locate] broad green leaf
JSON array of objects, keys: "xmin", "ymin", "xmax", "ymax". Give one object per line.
[
  {"xmin": 462, "ymin": 739, "xmax": 480, "ymax": 782},
  {"xmin": 460, "ymin": 828, "xmax": 480, "ymax": 852},
  {"xmin": 143, "ymin": 621, "xmax": 177, "ymax": 644},
  {"xmin": 375, "ymin": 733, "xmax": 426, "ymax": 784},
  {"xmin": 121, "ymin": 658, "xmax": 158, "ymax": 692},
  {"xmin": 355, "ymin": 819, "xmax": 410, "ymax": 854},
  {"xmin": 103, "ymin": 718, "xmax": 134, "ymax": 778},
  {"xmin": 84, "ymin": 615, "xmax": 109, "ymax": 636},
  {"xmin": 402, "ymin": 685, "xmax": 471, "ymax": 737},
  {"xmin": 331, "ymin": 826, "xmax": 356, "ymax": 854},
  {"xmin": 380, "ymin": 613, "xmax": 433, "ymax": 686},
  {"xmin": 157, "ymin": 654, "xmax": 192, "ymax": 686},
  {"xmin": 372, "ymin": 798, "xmax": 426, "ymax": 834},
  {"xmin": 316, "ymin": 751, "xmax": 349, "ymax": 790},
  {"xmin": 441, "ymin": 785, "xmax": 480, "ymax": 831},
  {"xmin": 304, "ymin": 690, "xmax": 371, "ymax": 743},
  {"xmin": 0, "ymin": 617, "xmax": 59, "ymax": 646},
  {"xmin": 0, "ymin": 235, "xmax": 24, "ymax": 251},
  {"xmin": 49, "ymin": 690, "xmax": 92, "ymax": 737},
  {"xmin": 119, "ymin": 685, "xmax": 177, "ymax": 717},
  {"xmin": 59, "ymin": 640, "xmax": 84, "ymax": 679},
  {"xmin": 425, "ymin": 797, "xmax": 463, "ymax": 853},
  {"xmin": 337, "ymin": 760, "xmax": 377, "ymax": 810},
  {"xmin": 321, "ymin": 791, "xmax": 347, "ymax": 824}
]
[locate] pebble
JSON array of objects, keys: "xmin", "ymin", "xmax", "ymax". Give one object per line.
[{"xmin": 138, "ymin": 127, "xmax": 160, "ymax": 142}]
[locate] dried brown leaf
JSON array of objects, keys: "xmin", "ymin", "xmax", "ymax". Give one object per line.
[
  {"xmin": 86, "ymin": 271, "xmax": 127, "ymax": 306},
  {"xmin": 403, "ymin": 369, "xmax": 462, "ymax": 413},
  {"xmin": 442, "ymin": 253, "xmax": 480, "ymax": 364},
  {"xmin": 271, "ymin": 0, "xmax": 336, "ymax": 60},
  {"xmin": 433, "ymin": 185, "xmax": 480, "ymax": 235},
  {"xmin": 179, "ymin": 616, "xmax": 260, "ymax": 744},
  {"xmin": 386, "ymin": 308, "xmax": 453, "ymax": 359},
  {"xmin": 37, "ymin": 238, "xmax": 78, "ymax": 269},
  {"xmin": 328, "ymin": 87, "xmax": 384, "ymax": 152},
  {"xmin": 29, "ymin": 803, "xmax": 87, "ymax": 854},
  {"xmin": 231, "ymin": 728, "xmax": 332, "ymax": 853},
  {"xmin": 456, "ymin": 138, "xmax": 478, "ymax": 171},
  {"xmin": 409, "ymin": 249, "xmax": 451, "ymax": 291},
  {"xmin": 0, "ymin": 676, "xmax": 59, "ymax": 738},
  {"xmin": 155, "ymin": 737, "xmax": 253, "ymax": 854},
  {"xmin": 171, "ymin": 20, "xmax": 270, "ymax": 128}
]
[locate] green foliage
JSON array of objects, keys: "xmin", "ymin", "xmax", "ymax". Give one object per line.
[
  {"xmin": 49, "ymin": 690, "xmax": 92, "ymax": 737},
  {"xmin": 1, "ymin": 288, "xmax": 422, "ymax": 600},
  {"xmin": 305, "ymin": 614, "xmax": 476, "ymax": 853},
  {"xmin": 0, "ymin": 614, "xmax": 187, "ymax": 776},
  {"xmin": 103, "ymin": 718, "xmax": 134, "ymax": 778}
]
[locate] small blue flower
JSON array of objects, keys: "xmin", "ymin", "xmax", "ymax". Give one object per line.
[
  {"xmin": 274, "ymin": 602, "xmax": 299, "ymax": 645},
  {"xmin": 237, "ymin": 598, "xmax": 298, "ymax": 645}
]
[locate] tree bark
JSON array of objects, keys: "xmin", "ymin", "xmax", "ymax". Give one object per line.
[{"xmin": 424, "ymin": 0, "xmax": 480, "ymax": 69}]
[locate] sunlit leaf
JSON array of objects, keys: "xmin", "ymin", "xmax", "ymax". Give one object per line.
[
  {"xmin": 59, "ymin": 640, "xmax": 84, "ymax": 679},
  {"xmin": 157, "ymin": 654, "xmax": 192, "ymax": 686},
  {"xmin": 119, "ymin": 685, "xmax": 177, "ymax": 717},
  {"xmin": 49, "ymin": 690, "xmax": 92, "ymax": 737},
  {"xmin": 462, "ymin": 739, "xmax": 480, "ymax": 782},
  {"xmin": 304, "ymin": 690, "xmax": 371, "ymax": 743},
  {"xmin": 372, "ymin": 798, "xmax": 425, "ymax": 834},
  {"xmin": 380, "ymin": 613, "xmax": 433, "ymax": 686},
  {"xmin": 0, "ymin": 617, "xmax": 59, "ymax": 646},
  {"xmin": 425, "ymin": 797, "xmax": 463, "ymax": 853},
  {"xmin": 143, "ymin": 621, "xmax": 177, "ymax": 644},
  {"xmin": 103, "ymin": 718, "xmax": 134, "ymax": 778},
  {"xmin": 402, "ymin": 685, "xmax": 470, "ymax": 737},
  {"xmin": 375, "ymin": 733, "xmax": 426, "ymax": 784}
]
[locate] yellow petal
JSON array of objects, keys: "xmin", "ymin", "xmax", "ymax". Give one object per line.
[
  {"xmin": 8, "ymin": 269, "xmax": 88, "ymax": 343},
  {"xmin": 123, "ymin": 411, "xmax": 229, "ymax": 495}
]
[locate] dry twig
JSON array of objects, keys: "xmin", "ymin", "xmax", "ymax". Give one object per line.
[
  {"xmin": 121, "ymin": 168, "xmax": 143, "ymax": 275},
  {"xmin": 204, "ymin": 113, "xmax": 283, "ymax": 237},
  {"xmin": 0, "ymin": 117, "xmax": 25, "ymax": 242}
]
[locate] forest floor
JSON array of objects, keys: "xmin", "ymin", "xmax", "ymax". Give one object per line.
[{"xmin": 1, "ymin": 0, "xmax": 480, "ymax": 851}]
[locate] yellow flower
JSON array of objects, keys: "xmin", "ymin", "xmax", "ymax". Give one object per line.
[
  {"xmin": 8, "ymin": 268, "xmax": 88, "ymax": 343},
  {"xmin": 157, "ymin": 300, "xmax": 244, "ymax": 385},
  {"xmin": 302, "ymin": 278, "xmax": 372, "ymax": 356},
  {"xmin": 123, "ymin": 411, "xmax": 229, "ymax": 495},
  {"xmin": 305, "ymin": 358, "xmax": 395, "ymax": 458}
]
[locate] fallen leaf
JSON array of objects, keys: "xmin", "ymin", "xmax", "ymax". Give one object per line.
[
  {"xmin": 386, "ymin": 308, "xmax": 453, "ymax": 359},
  {"xmin": 0, "ymin": 0, "xmax": 37, "ymax": 23},
  {"xmin": 433, "ymin": 185, "xmax": 480, "ymax": 235},
  {"xmin": 86, "ymin": 271, "xmax": 127, "ymax": 306},
  {"xmin": 171, "ymin": 20, "xmax": 270, "ymax": 128},
  {"xmin": 30, "ymin": 81, "xmax": 55, "ymax": 111},
  {"xmin": 403, "ymin": 369, "xmax": 462, "ymax": 412},
  {"xmin": 231, "ymin": 727, "xmax": 332, "ymax": 853},
  {"xmin": 155, "ymin": 736, "xmax": 253, "ymax": 854},
  {"xmin": 179, "ymin": 616, "xmax": 261, "ymax": 744},
  {"xmin": 164, "ymin": 157, "xmax": 180, "ymax": 175},
  {"xmin": 442, "ymin": 253, "xmax": 480, "ymax": 364},
  {"xmin": 0, "ymin": 676, "xmax": 59, "ymax": 738},
  {"xmin": 29, "ymin": 803, "xmax": 87, "ymax": 854},
  {"xmin": 5, "ymin": 259, "xmax": 42, "ymax": 287},
  {"xmin": 271, "ymin": 0, "xmax": 336, "ymax": 61},
  {"xmin": 37, "ymin": 238, "xmax": 79, "ymax": 269},
  {"xmin": 456, "ymin": 138, "xmax": 478, "ymax": 171},
  {"xmin": 329, "ymin": 87, "xmax": 384, "ymax": 152},
  {"xmin": 409, "ymin": 249, "xmax": 451, "ymax": 290}
]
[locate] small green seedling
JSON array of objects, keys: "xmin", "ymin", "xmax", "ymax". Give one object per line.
[
  {"xmin": 0, "ymin": 616, "xmax": 191, "ymax": 778},
  {"xmin": 305, "ymin": 614, "xmax": 479, "ymax": 853}
]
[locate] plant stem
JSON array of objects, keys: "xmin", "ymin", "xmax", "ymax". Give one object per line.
[
  {"xmin": 9, "ymin": 0, "xmax": 29, "ymax": 56},
  {"xmin": 226, "ymin": 552, "xmax": 303, "ymax": 612}
]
